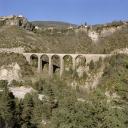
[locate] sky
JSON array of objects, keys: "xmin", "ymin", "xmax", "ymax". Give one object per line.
[{"xmin": 0, "ymin": 0, "xmax": 128, "ymax": 25}]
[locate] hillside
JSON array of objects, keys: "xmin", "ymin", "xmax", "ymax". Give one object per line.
[
  {"xmin": 0, "ymin": 16, "xmax": 128, "ymax": 54},
  {"xmin": 32, "ymin": 21, "xmax": 77, "ymax": 29},
  {"xmin": 0, "ymin": 54, "xmax": 128, "ymax": 128},
  {"xmin": 0, "ymin": 25, "xmax": 93, "ymax": 53},
  {"xmin": 95, "ymin": 24, "xmax": 128, "ymax": 53}
]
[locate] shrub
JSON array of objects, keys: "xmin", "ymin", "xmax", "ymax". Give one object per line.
[{"xmin": 0, "ymin": 80, "xmax": 8, "ymax": 88}]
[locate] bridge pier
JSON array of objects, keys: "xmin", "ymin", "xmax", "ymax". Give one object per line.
[
  {"xmin": 48, "ymin": 55, "xmax": 53, "ymax": 78},
  {"xmin": 60, "ymin": 56, "xmax": 64, "ymax": 78},
  {"xmin": 72, "ymin": 56, "xmax": 76, "ymax": 70},
  {"xmin": 37, "ymin": 55, "xmax": 42, "ymax": 73}
]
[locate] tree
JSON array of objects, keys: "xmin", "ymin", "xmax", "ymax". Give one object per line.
[
  {"xmin": 14, "ymin": 99, "xmax": 24, "ymax": 128},
  {"xmin": 32, "ymin": 93, "xmax": 43, "ymax": 127},
  {"xmin": 34, "ymin": 79, "xmax": 44, "ymax": 93},
  {"xmin": 0, "ymin": 80, "xmax": 8, "ymax": 88},
  {"xmin": 46, "ymin": 84, "xmax": 56, "ymax": 117},
  {"xmin": 21, "ymin": 93, "xmax": 35, "ymax": 128},
  {"xmin": 0, "ymin": 86, "xmax": 16, "ymax": 127}
]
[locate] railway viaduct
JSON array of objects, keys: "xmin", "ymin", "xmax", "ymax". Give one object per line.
[{"xmin": 23, "ymin": 53, "xmax": 111, "ymax": 77}]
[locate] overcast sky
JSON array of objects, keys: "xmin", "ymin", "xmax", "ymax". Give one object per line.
[{"xmin": 0, "ymin": 0, "xmax": 127, "ymax": 25}]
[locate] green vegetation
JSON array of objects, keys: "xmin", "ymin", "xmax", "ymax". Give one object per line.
[
  {"xmin": 0, "ymin": 54, "xmax": 128, "ymax": 128},
  {"xmin": 0, "ymin": 86, "xmax": 16, "ymax": 128},
  {"xmin": 0, "ymin": 80, "xmax": 8, "ymax": 88}
]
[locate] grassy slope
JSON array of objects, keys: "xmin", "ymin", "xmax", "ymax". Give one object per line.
[
  {"xmin": 0, "ymin": 26, "xmax": 46, "ymax": 52},
  {"xmin": 0, "ymin": 21, "xmax": 128, "ymax": 54},
  {"xmin": 0, "ymin": 26, "xmax": 93, "ymax": 53},
  {"xmin": 94, "ymin": 25, "xmax": 128, "ymax": 53}
]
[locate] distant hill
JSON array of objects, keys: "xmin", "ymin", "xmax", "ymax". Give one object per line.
[{"xmin": 31, "ymin": 21, "xmax": 77, "ymax": 29}]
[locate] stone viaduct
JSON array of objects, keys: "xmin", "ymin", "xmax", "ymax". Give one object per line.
[{"xmin": 23, "ymin": 53, "xmax": 111, "ymax": 78}]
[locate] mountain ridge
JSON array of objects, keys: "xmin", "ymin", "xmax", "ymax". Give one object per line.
[{"xmin": 32, "ymin": 21, "xmax": 77, "ymax": 28}]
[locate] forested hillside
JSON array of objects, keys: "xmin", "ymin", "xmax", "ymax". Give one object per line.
[{"xmin": 0, "ymin": 54, "xmax": 128, "ymax": 128}]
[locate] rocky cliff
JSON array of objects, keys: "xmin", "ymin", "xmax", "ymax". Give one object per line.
[
  {"xmin": 0, "ymin": 15, "xmax": 35, "ymax": 31},
  {"xmin": 75, "ymin": 21, "xmax": 128, "ymax": 42}
]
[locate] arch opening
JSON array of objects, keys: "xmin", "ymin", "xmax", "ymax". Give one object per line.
[
  {"xmin": 75, "ymin": 55, "xmax": 86, "ymax": 67},
  {"xmin": 30, "ymin": 54, "xmax": 38, "ymax": 68},
  {"xmin": 51, "ymin": 55, "xmax": 60, "ymax": 76},
  {"xmin": 74, "ymin": 55, "xmax": 87, "ymax": 79},
  {"xmin": 63, "ymin": 55, "xmax": 73, "ymax": 75},
  {"xmin": 41, "ymin": 54, "xmax": 49, "ymax": 73}
]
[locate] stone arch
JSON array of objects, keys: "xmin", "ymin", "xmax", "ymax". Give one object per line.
[
  {"xmin": 75, "ymin": 55, "xmax": 86, "ymax": 67},
  {"xmin": 74, "ymin": 55, "xmax": 87, "ymax": 79},
  {"xmin": 51, "ymin": 54, "xmax": 60, "ymax": 75},
  {"xmin": 30, "ymin": 54, "xmax": 38, "ymax": 68},
  {"xmin": 63, "ymin": 55, "xmax": 73, "ymax": 72},
  {"xmin": 41, "ymin": 54, "xmax": 49, "ymax": 73}
]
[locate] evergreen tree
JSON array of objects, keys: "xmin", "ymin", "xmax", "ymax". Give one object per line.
[
  {"xmin": 21, "ymin": 93, "xmax": 35, "ymax": 128},
  {"xmin": 14, "ymin": 99, "xmax": 24, "ymax": 128},
  {"xmin": 0, "ymin": 80, "xmax": 8, "ymax": 88},
  {"xmin": 0, "ymin": 86, "xmax": 16, "ymax": 127},
  {"xmin": 32, "ymin": 93, "xmax": 43, "ymax": 127}
]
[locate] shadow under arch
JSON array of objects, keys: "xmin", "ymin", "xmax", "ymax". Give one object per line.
[
  {"xmin": 30, "ymin": 54, "xmax": 38, "ymax": 68},
  {"xmin": 51, "ymin": 54, "xmax": 60, "ymax": 75},
  {"xmin": 41, "ymin": 54, "xmax": 49, "ymax": 73},
  {"xmin": 63, "ymin": 55, "xmax": 73, "ymax": 73},
  {"xmin": 75, "ymin": 55, "xmax": 86, "ymax": 67}
]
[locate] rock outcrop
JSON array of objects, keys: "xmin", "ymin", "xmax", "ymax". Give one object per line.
[
  {"xmin": 75, "ymin": 21, "xmax": 128, "ymax": 42},
  {"xmin": 0, "ymin": 63, "xmax": 21, "ymax": 83},
  {"xmin": 0, "ymin": 15, "xmax": 35, "ymax": 31}
]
